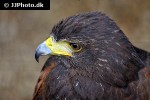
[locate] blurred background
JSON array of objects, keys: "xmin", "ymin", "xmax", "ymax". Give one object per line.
[{"xmin": 0, "ymin": 0, "xmax": 149, "ymax": 99}]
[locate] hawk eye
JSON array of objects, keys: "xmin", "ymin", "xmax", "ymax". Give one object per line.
[{"xmin": 69, "ymin": 43, "xmax": 82, "ymax": 52}]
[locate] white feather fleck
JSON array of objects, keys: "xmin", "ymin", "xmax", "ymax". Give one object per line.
[
  {"xmin": 98, "ymin": 58, "xmax": 108, "ymax": 62},
  {"xmin": 112, "ymin": 30, "xmax": 120, "ymax": 33},
  {"xmin": 57, "ymin": 76, "xmax": 61, "ymax": 79},
  {"xmin": 104, "ymin": 40, "xmax": 109, "ymax": 44},
  {"xmin": 99, "ymin": 83, "xmax": 103, "ymax": 87},
  {"xmin": 101, "ymin": 50, "xmax": 105, "ymax": 53},
  {"xmin": 106, "ymin": 67, "xmax": 110, "ymax": 70},
  {"xmin": 111, "ymin": 37, "xmax": 115, "ymax": 39},
  {"xmin": 75, "ymin": 82, "xmax": 79, "ymax": 87},
  {"xmin": 98, "ymin": 64, "xmax": 103, "ymax": 67},
  {"xmin": 56, "ymin": 96, "xmax": 59, "ymax": 99},
  {"xmin": 115, "ymin": 42, "xmax": 120, "ymax": 46},
  {"xmin": 115, "ymin": 59, "xmax": 119, "ymax": 63},
  {"xmin": 95, "ymin": 48, "xmax": 99, "ymax": 50}
]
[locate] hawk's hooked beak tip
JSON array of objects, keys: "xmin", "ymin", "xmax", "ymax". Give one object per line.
[
  {"xmin": 35, "ymin": 53, "xmax": 39, "ymax": 63},
  {"xmin": 35, "ymin": 42, "xmax": 51, "ymax": 63}
]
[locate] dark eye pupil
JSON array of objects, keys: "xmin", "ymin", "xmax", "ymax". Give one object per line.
[
  {"xmin": 72, "ymin": 44, "xmax": 78, "ymax": 48},
  {"xmin": 70, "ymin": 43, "xmax": 80, "ymax": 50}
]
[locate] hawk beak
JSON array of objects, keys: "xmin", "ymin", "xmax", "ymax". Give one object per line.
[
  {"xmin": 35, "ymin": 42, "xmax": 52, "ymax": 62},
  {"xmin": 35, "ymin": 36, "xmax": 72, "ymax": 62}
]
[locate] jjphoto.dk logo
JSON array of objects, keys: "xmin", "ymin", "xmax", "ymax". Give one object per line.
[
  {"xmin": 0, "ymin": 0, "xmax": 50, "ymax": 10},
  {"xmin": 4, "ymin": 2, "xmax": 44, "ymax": 8}
]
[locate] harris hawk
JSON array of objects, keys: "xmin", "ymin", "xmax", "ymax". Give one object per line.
[{"xmin": 33, "ymin": 12, "xmax": 150, "ymax": 100}]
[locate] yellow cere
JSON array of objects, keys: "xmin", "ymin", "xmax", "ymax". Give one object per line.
[{"xmin": 45, "ymin": 36, "xmax": 73, "ymax": 56}]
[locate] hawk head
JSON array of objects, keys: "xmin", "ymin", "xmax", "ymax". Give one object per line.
[{"xmin": 35, "ymin": 12, "xmax": 144, "ymax": 99}]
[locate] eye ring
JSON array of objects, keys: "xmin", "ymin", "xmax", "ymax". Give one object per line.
[{"xmin": 69, "ymin": 43, "xmax": 82, "ymax": 52}]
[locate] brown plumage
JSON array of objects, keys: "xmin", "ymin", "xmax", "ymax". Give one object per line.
[
  {"xmin": 33, "ymin": 12, "xmax": 150, "ymax": 100},
  {"xmin": 33, "ymin": 62, "xmax": 57, "ymax": 100}
]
